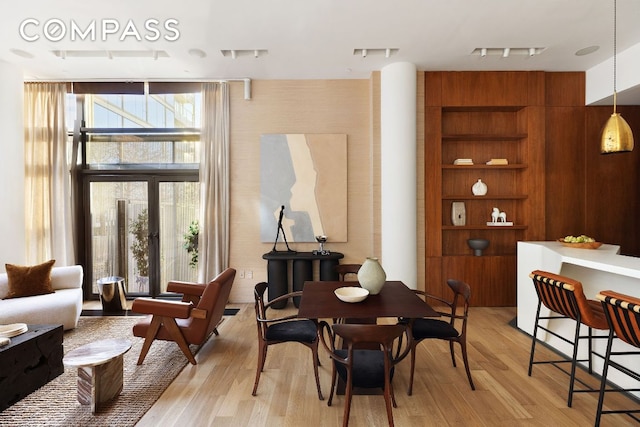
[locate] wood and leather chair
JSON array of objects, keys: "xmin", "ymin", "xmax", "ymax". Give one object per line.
[
  {"xmin": 252, "ymin": 282, "xmax": 323, "ymax": 400},
  {"xmin": 335, "ymin": 264, "xmax": 361, "ymax": 281},
  {"xmin": 404, "ymin": 279, "xmax": 475, "ymax": 394},
  {"xmin": 318, "ymin": 321, "xmax": 410, "ymax": 427},
  {"xmin": 131, "ymin": 267, "xmax": 236, "ymax": 365},
  {"xmin": 528, "ymin": 270, "xmax": 609, "ymax": 407},
  {"xmin": 594, "ymin": 290, "xmax": 640, "ymax": 426}
]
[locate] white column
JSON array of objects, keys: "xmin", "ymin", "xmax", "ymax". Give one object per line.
[
  {"xmin": 0, "ymin": 62, "xmax": 25, "ymax": 270},
  {"xmin": 380, "ymin": 62, "xmax": 417, "ymax": 288}
]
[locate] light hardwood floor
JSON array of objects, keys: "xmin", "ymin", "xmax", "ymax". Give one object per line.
[{"xmin": 133, "ymin": 304, "xmax": 638, "ymax": 427}]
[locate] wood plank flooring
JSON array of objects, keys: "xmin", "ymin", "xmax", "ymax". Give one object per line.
[{"xmin": 134, "ymin": 304, "xmax": 638, "ymax": 426}]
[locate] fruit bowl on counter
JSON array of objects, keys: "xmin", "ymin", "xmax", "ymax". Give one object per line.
[{"xmin": 558, "ymin": 235, "xmax": 603, "ymax": 249}]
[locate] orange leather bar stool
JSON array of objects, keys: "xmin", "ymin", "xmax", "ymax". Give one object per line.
[
  {"xmin": 594, "ymin": 291, "xmax": 640, "ymax": 426},
  {"xmin": 528, "ymin": 270, "xmax": 609, "ymax": 407}
]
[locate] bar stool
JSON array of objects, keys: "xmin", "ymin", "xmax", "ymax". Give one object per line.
[
  {"xmin": 594, "ymin": 290, "xmax": 640, "ymax": 426},
  {"xmin": 528, "ymin": 270, "xmax": 609, "ymax": 407}
]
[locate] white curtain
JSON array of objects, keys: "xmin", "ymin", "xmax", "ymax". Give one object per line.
[
  {"xmin": 198, "ymin": 82, "xmax": 230, "ymax": 282},
  {"xmin": 24, "ymin": 82, "xmax": 75, "ymax": 265}
]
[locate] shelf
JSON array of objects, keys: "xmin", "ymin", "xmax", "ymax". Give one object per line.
[
  {"xmin": 442, "ymin": 164, "xmax": 527, "ymax": 170},
  {"xmin": 442, "ymin": 134, "xmax": 526, "ymax": 141},
  {"xmin": 442, "ymin": 225, "xmax": 528, "ymax": 230},
  {"xmin": 442, "ymin": 195, "xmax": 528, "ymax": 200}
]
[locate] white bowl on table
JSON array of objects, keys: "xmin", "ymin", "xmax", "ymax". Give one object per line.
[{"xmin": 334, "ymin": 287, "xmax": 369, "ymax": 303}]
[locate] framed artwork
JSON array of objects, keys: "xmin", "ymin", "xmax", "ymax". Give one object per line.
[{"xmin": 260, "ymin": 134, "xmax": 347, "ymax": 243}]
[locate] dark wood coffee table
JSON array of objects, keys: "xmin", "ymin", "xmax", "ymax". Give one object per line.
[{"xmin": 0, "ymin": 324, "xmax": 64, "ymax": 410}]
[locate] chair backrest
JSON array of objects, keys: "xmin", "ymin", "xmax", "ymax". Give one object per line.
[
  {"xmin": 335, "ymin": 264, "xmax": 361, "ymax": 281},
  {"xmin": 597, "ymin": 290, "xmax": 640, "ymax": 348},
  {"xmin": 253, "ymin": 282, "xmax": 301, "ymax": 338},
  {"xmin": 446, "ymin": 279, "xmax": 471, "ymax": 330},
  {"xmin": 254, "ymin": 282, "xmax": 269, "ymax": 338},
  {"xmin": 184, "ymin": 267, "xmax": 236, "ymax": 343},
  {"xmin": 529, "ymin": 270, "xmax": 582, "ymax": 319},
  {"xmin": 328, "ymin": 323, "xmax": 410, "ymax": 371}
]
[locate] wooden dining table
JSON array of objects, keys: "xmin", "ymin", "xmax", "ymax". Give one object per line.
[
  {"xmin": 298, "ymin": 280, "xmax": 439, "ymax": 321},
  {"xmin": 298, "ymin": 280, "xmax": 439, "ymax": 395}
]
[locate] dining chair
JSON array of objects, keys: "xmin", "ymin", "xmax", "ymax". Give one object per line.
[
  {"xmin": 335, "ymin": 264, "xmax": 361, "ymax": 281},
  {"xmin": 594, "ymin": 290, "xmax": 640, "ymax": 426},
  {"xmin": 528, "ymin": 270, "xmax": 609, "ymax": 407},
  {"xmin": 318, "ymin": 321, "xmax": 411, "ymax": 427},
  {"xmin": 252, "ymin": 282, "xmax": 323, "ymax": 400},
  {"xmin": 131, "ymin": 268, "xmax": 236, "ymax": 365},
  {"xmin": 404, "ymin": 279, "xmax": 475, "ymax": 394}
]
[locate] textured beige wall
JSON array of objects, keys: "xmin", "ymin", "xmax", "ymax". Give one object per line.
[{"xmin": 228, "ymin": 79, "xmax": 376, "ymax": 302}]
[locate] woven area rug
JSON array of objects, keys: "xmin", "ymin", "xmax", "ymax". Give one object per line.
[{"xmin": 0, "ymin": 316, "xmax": 198, "ymax": 426}]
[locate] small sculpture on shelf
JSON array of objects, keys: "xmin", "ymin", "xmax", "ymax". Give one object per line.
[
  {"xmin": 312, "ymin": 235, "xmax": 330, "ymax": 255},
  {"xmin": 488, "ymin": 207, "xmax": 513, "ymax": 226},
  {"xmin": 270, "ymin": 205, "xmax": 296, "ymax": 253}
]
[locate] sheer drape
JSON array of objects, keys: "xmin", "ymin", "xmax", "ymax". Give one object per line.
[
  {"xmin": 24, "ymin": 82, "xmax": 75, "ymax": 265},
  {"xmin": 198, "ymin": 82, "xmax": 230, "ymax": 282}
]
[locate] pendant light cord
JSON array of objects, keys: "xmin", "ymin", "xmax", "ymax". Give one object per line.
[{"xmin": 613, "ymin": 0, "xmax": 618, "ymax": 112}]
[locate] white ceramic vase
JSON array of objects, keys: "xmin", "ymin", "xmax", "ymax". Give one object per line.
[
  {"xmin": 472, "ymin": 179, "xmax": 488, "ymax": 196},
  {"xmin": 357, "ymin": 257, "xmax": 387, "ymax": 295}
]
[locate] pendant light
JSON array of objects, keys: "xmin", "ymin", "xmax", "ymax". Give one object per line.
[{"xmin": 601, "ymin": 0, "xmax": 634, "ymax": 154}]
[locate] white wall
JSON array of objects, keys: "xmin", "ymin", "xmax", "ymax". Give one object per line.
[
  {"xmin": 0, "ymin": 62, "xmax": 25, "ymax": 271},
  {"xmin": 586, "ymin": 41, "xmax": 640, "ymax": 105}
]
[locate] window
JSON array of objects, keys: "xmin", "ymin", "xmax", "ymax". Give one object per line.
[{"xmin": 72, "ymin": 88, "xmax": 202, "ymax": 299}]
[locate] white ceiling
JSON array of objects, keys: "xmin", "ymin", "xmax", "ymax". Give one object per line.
[{"xmin": 2, "ymin": 0, "xmax": 640, "ymax": 103}]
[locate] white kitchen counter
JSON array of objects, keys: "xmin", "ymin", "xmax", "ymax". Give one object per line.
[{"xmin": 517, "ymin": 241, "xmax": 640, "ymax": 398}]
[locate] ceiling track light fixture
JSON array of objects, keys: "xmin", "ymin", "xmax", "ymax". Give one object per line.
[
  {"xmin": 473, "ymin": 47, "xmax": 544, "ymax": 58},
  {"xmin": 221, "ymin": 49, "xmax": 268, "ymax": 59},
  {"xmin": 601, "ymin": 0, "xmax": 634, "ymax": 154},
  {"xmin": 353, "ymin": 48, "xmax": 398, "ymax": 58}
]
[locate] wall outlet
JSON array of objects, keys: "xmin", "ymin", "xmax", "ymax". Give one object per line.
[{"xmin": 246, "ymin": 270, "xmax": 253, "ymax": 279}]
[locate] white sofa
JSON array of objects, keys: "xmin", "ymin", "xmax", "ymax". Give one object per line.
[{"xmin": 0, "ymin": 265, "xmax": 83, "ymax": 330}]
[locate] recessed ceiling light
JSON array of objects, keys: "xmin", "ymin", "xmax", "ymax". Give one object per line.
[
  {"xmin": 575, "ymin": 45, "xmax": 599, "ymax": 56},
  {"xmin": 10, "ymin": 49, "xmax": 34, "ymax": 59},
  {"xmin": 188, "ymin": 48, "xmax": 206, "ymax": 58}
]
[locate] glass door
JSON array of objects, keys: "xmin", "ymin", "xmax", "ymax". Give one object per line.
[{"xmin": 86, "ymin": 176, "xmax": 199, "ymax": 298}]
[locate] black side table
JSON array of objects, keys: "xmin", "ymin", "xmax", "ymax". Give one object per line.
[{"xmin": 262, "ymin": 251, "xmax": 344, "ymax": 308}]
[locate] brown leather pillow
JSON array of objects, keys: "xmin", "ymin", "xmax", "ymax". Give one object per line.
[{"xmin": 5, "ymin": 260, "xmax": 56, "ymax": 298}]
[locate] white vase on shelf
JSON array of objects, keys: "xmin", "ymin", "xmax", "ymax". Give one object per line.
[
  {"xmin": 357, "ymin": 257, "xmax": 386, "ymax": 295},
  {"xmin": 472, "ymin": 179, "xmax": 487, "ymax": 196}
]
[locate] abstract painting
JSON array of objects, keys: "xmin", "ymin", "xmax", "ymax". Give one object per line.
[{"xmin": 260, "ymin": 134, "xmax": 347, "ymax": 243}]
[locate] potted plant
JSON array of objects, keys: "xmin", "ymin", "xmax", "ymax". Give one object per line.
[
  {"xmin": 129, "ymin": 209, "xmax": 149, "ymax": 290},
  {"xmin": 183, "ymin": 220, "xmax": 199, "ymax": 269}
]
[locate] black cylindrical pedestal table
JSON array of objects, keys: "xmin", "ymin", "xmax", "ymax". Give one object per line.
[{"xmin": 262, "ymin": 251, "xmax": 344, "ymax": 309}]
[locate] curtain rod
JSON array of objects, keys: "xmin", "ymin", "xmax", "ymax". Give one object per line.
[{"xmin": 24, "ymin": 78, "xmax": 252, "ymax": 99}]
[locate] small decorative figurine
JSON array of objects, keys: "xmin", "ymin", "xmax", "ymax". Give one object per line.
[
  {"xmin": 488, "ymin": 207, "xmax": 513, "ymax": 226},
  {"xmin": 313, "ymin": 235, "xmax": 330, "ymax": 255}
]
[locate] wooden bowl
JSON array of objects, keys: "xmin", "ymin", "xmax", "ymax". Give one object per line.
[{"xmin": 557, "ymin": 239, "xmax": 603, "ymax": 250}]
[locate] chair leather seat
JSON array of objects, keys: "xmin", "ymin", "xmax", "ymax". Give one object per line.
[
  {"xmin": 335, "ymin": 349, "xmax": 395, "ymax": 389},
  {"xmin": 265, "ymin": 319, "xmax": 318, "ymax": 343},
  {"xmin": 412, "ymin": 318, "xmax": 458, "ymax": 339}
]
